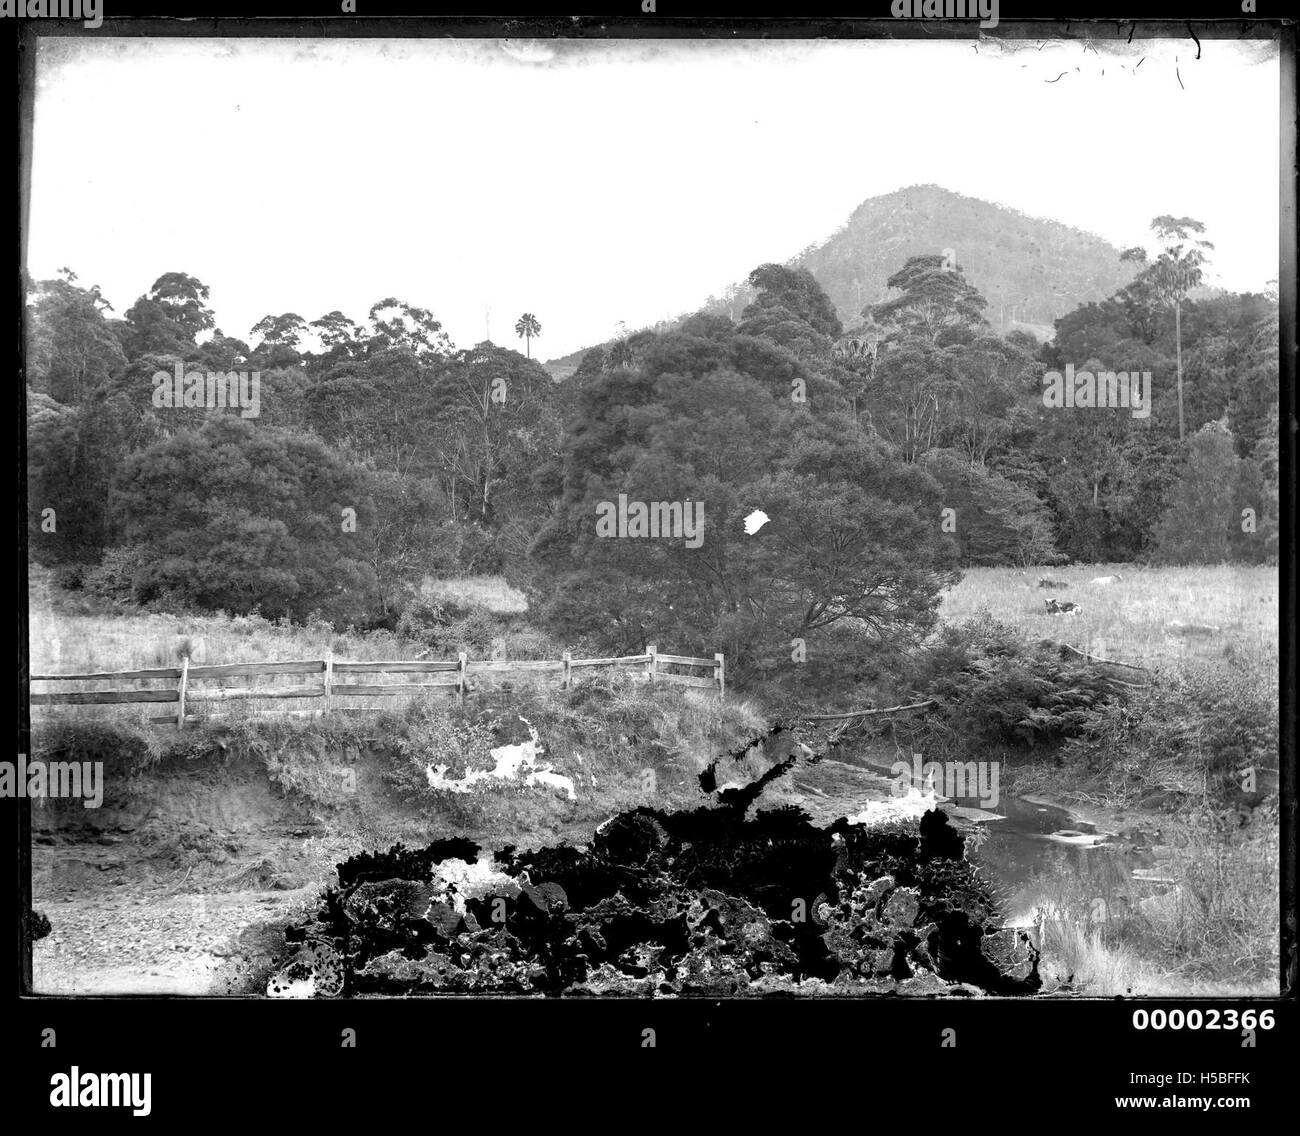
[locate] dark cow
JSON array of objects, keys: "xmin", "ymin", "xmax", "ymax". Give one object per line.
[{"xmin": 1044, "ymin": 598, "xmax": 1082, "ymax": 616}]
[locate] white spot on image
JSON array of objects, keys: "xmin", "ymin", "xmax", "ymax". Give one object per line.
[
  {"xmin": 845, "ymin": 784, "xmax": 943, "ymax": 827},
  {"xmin": 424, "ymin": 716, "xmax": 577, "ymax": 800},
  {"xmin": 743, "ymin": 509, "xmax": 770, "ymax": 535}
]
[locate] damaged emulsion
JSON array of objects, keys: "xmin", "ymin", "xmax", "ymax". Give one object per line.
[{"xmin": 273, "ymin": 728, "xmax": 1040, "ymax": 997}]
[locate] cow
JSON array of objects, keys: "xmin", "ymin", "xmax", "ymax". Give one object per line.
[
  {"xmin": 1037, "ymin": 576, "xmax": 1069, "ymax": 589},
  {"xmin": 1045, "ymin": 598, "xmax": 1082, "ymax": 616},
  {"xmin": 1090, "ymin": 574, "xmax": 1124, "ymax": 585}
]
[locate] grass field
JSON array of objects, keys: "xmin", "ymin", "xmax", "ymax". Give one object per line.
[
  {"xmin": 419, "ymin": 574, "xmax": 528, "ymax": 613},
  {"xmin": 27, "ymin": 571, "xmax": 537, "ymax": 731},
  {"xmin": 938, "ymin": 564, "xmax": 1278, "ymax": 674},
  {"xmin": 28, "ymin": 571, "xmax": 531, "ymax": 676},
  {"xmin": 31, "ymin": 564, "xmax": 1277, "ymax": 705}
]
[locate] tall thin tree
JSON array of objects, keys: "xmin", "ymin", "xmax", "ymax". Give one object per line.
[
  {"xmin": 514, "ymin": 312, "xmax": 541, "ymax": 358},
  {"xmin": 1122, "ymin": 217, "xmax": 1213, "ymax": 441}
]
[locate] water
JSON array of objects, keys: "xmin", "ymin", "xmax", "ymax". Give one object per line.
[
  {"xmin": 838, "ymin": 753, "xmax": 1164, "ymax": 928},
  {"xmin": 970, "ymin": 795, "xmax": 1162, "ymax": 927}
]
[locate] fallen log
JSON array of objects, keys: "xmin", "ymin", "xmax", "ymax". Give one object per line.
[
  {"xmin": 803, "ymin": 700, "xmax": 937, "ymax": 723},
  {"xmin": 1054, "ymin": 642, "xmax": 1150, "ymax": 671}
]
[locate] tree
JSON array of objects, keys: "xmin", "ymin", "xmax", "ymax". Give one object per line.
[
  {"xmin": 111, "ymin": 415, "xmax": 377, "ymax": 620},
  {"xmin": 122, "ymin": 272, "xmax": 216, "ymax": 360},
  {"xmin": 26, "ymin": 270, "xmax": 126, "ymax": 405},
  {"xmin": 1123, "ymin": 217, "xmax": 1213, "ymax": 441},
  {"xmin": 922, "ymin": 449, "xmax": 1057, "ymax": 566},
  {"xmin": 354, "ymin": 471, "xmax": 452, "ymax": 618},
  {"xmin": 867, "ymin": 255, "xmax": 988, "ymax": 347},
  {"xmin": 529, "ymin": 311, "xmax": 957, "ymax": 682},
  {"xmin": 196, "ymin": 331, "xmax": 253, "ymax": 372},
  {"xmin": 1150, "ymin": 421, "xmax": 1241, "ymax": 564},
  {"xmin": 514, "ymin": 312, "xmax": 541, "ymax": 358},
  {"xmin": 866, "ymin": 342, "xmax": 951, "ymax": 462},
  {"xmin": 250, "ymin": 312, "xmax": 308, "ymax": 351},
  {"xmin": 607, "ymin": 339, "xmax": 633, "ymax": 369},
  {"xmin": 428, "ymin": 342, "xmax": 557, "ymax": 525},
  {"xmin": 1030, "ymin": 359, "xmax": 1176, "ymax": 563},
  {"xmin": 309, "ymin": 310, "xmax": 363, "ymax": 369},
  {"xmin": 737, "ymin": 264, "xmax": 842, "ymax": 359},
  {"xmin": 305, "ymin": 348, "xmax": 436, "ymax": 477},
  {"xmin": 941, "ymin": 334, "xmax": 1037, "ymax": 468},
  {"xmin": 366, "ymin": 298, "xmax": 452, "ymax": 358},
  {"xmin": 831, "ymin": 316, "xmax": 889, "ymax": 424}
]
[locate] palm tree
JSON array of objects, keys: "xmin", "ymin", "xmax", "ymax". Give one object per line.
[{"xmin": 514, "ymin": 313, "xmax": 541, "ymax": 358}]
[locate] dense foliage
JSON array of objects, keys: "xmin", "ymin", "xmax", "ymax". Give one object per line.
[{"xmin": 25, "ymin": 201, "xmax": 1278, "ymax": 690}]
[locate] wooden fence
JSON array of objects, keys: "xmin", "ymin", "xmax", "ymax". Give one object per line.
[{"xmin": 29, "ymin": 644, "xmax": 725, "ymax": 728}]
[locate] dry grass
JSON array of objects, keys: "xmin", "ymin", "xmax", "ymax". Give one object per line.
[
  {"xmin": 1022, "ymin": 803, "xmax": 1280, "ymax": 996},
  {"xmin": 29, "ymin": 572, "xmax": 530, "ymax": 676},
  {"xmin": 27, "ymin": 572, "xmax": 699, "ymax": 735},
  {"xmin": 1036, "ymin": 921, "xmax": 1276, "ymax": 997},
  {"xmin": 939, "ymin": 564, "xmax": 1277, "ymax": 673},
  {"xmin": 420, "ymin": 574, "xmax": 528, "ymax": 613},
  {"xmin": 28, "ymin": 602, "xmax": 432, "ymax": 730},
  {"xmin": 945, "ymin": 564, "xmax": 1281, "ymax": 997}
]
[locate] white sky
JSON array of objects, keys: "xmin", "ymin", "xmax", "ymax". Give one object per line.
[{"xmin": 27, "ymin": 35, "xmax": 1280, "ymax": 359}]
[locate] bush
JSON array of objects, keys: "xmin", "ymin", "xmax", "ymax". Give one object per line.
[
  {"xmin": 1060, "ymin": 664, "xmax": 1278, "ymax": 807},
  {"xmin": 381, "ymin": 702, "xmax": 499, "ymax": 798},
  {"xmin": 81, "ymin": 546, "xmax": 149, "ymax": 603},
  {"xmin": 895, "ymin": 613, "xmax": 1128, "ymax": 756},
  {"xmin": 394, "ymin": 599, "xmax": 449, "ymax": 645},
  {"xmin": 50, "ymin": 563, "xmax": 88, "ymax": 592},
  {"xmin": 1146, "ymin": 804, "xmax": 1278, "ymax": 981},
  {"xmin": 29, "ymin": 720, "xmax": 154, "ymax": 813}
]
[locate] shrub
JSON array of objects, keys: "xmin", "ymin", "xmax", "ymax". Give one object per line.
[
  {"xmin": 50, "ymin": 563, "xmax": 88, "ymax": 592},
  {"xmin": 29, "ymin": 720, "xmax": 153, "ymax": 814},
  {"xmin": 381, "ymin": 702, "xmax": 499, "ymax": 798},
  {"xmin": 394, "ymin": 598, "xmax": 449, "ymax": 645},
  {"xmin": 896, "ymin": 613, "xmax": 1128, "ymax": 756},
  {"xmin": 1145, "ymin": 804, "xmax": 1278, "ymax": 981},
  {"xmin": 80, "ymin": 546, "xmax": 149, "ymax": 604},
  {"xmin": 1061, "ymin": 664, "xmax": 1277, "ymax": 806}
]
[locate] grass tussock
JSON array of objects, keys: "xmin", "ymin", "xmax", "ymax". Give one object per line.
[
  {"xmin": 1025, "ymin": 808, "xmax": 1279, "ymax": 996},
  {"xmin": 1054, "ymin": 663, "xmax": 1278, "ymax": 809}
]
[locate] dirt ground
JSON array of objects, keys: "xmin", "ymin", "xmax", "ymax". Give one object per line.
[{"xmin": 29, "ymin": 748, "xmax": 917, "ymax": 995}]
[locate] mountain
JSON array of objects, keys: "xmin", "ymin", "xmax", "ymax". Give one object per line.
[
  {"xmin": 543, "ymin": 184, "xmax": 1139, "ymax": 377},
  {"xmin": 708, "ymin": 184, "xmax": 1140, "ymax": 334}
]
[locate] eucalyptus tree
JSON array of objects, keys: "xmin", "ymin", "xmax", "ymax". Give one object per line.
[{"xmin": 1121, "ymin": 216, "xmax": 1214, "ymax": 441}]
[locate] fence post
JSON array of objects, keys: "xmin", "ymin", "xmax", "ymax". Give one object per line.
[
  {"xmin": 323, "ymin": 648, "xmax": 334, "ymax": 717},
  {"xmin": 176, "ymin": 655, "xmax": 189, "ymax": 730},
  {"xmin": 646, "ymin": 644, "xmax": 657, "ymax": 687},
  {"xmin": 458, "ymin": 651, "xmax": 468, "ymax": 704},
  {"xmin": 562, "ymin": 650, "xmax": 571, "ymax": 691},
  {"xmin": 715, "ymin": 652, "xmax": 725, "ymax": 701}
]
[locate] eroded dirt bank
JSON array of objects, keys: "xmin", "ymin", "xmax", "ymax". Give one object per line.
[{"xmin": 32, "ymin": 724, "xmax": 1039, "ymax": 996}]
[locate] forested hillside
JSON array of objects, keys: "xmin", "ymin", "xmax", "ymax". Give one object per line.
[
  {"xmin": 545, "ymin": 184, "xmax": 1143, "ymax": 376},
  {"xmin": 26, "ymin": 212, "xmax": 1278, "ymax": 691}
]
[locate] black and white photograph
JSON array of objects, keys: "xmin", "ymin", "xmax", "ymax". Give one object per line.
[{"xmin": 15, "ymin": 12, "xmax": 1291, "ymax": 1071}]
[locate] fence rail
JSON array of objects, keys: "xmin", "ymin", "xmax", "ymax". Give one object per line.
[{"xmin": 30, "ymin": 644, "xmax": 724, "ymax": 728}]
